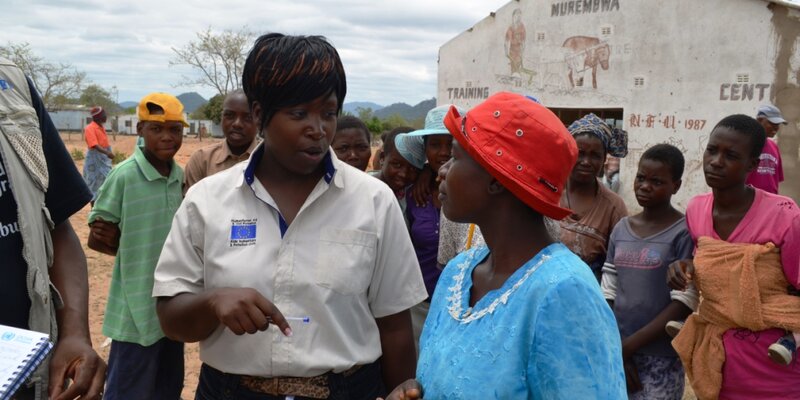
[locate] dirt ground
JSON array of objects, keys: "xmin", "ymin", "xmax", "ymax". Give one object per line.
[{"xmin": 62, "ymin": 132, "xmax": 697, "ymax": 400}]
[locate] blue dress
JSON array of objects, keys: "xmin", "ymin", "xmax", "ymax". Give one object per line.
[{"xmin": 417, "ymin": 243, "xmax": 627, "ymax": 399}]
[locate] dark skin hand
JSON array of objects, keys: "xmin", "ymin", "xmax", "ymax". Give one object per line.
[
  {"xmin": 667, "ymin": 259, "xmax": 695, "ymax": 291},
  {"xmin": 157, "ymin": 288, "xmax": 292, "ymax": 343},
  {"xmin": 86, "ymin": 217, "xmax": 120, "ymax": 256},
  {"xmin": 376, "ymin": 310, "xmax": 417, "ymax": 392},
  {"xmin": 411, "ymin": 166, "xmax": 435, "ymax": 207},
  {"xmin": 49, "ymin": 221, "xmax": 107, "ymax": 400},
  {"xmin": 379, "ymin": 379, "xmax": 423, "ymax": 400},
  {"xmin": 623, "ymin": 359, "xmax": 642, "ymax": 393},
  {"xmin": 91, "ymin": 145, "xmax": 114, "ymax": 160}
]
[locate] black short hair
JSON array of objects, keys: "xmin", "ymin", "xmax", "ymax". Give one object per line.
[
  {"xmin": 641, "ymin": 143, "xmax": 685, "ymax": 181},
  {"xmin": 713, "ymin": 114, "xmax": 766, "ymax": 159},
  {"xmin": 383, "ymin": 126, "xmax": 414, "ymax": 155},
  {"xmin": 336, "ymin": 115, "xmax": 370, "ymax": 143},
  {"xmin": 242, "ymin": 33, "xmax": 346, "ymax": 134}
]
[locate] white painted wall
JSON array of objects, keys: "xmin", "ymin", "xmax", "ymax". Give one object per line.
[{"xmin": 438, "ymin": 0, "xmax": 800, "ymax": 210}]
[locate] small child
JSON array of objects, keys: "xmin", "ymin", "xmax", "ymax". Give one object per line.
[
  {"xmin": 88, "ymin": 92, "xmax": 187, "ymax": 399},
  {"xmin": 371, "ymin": 126, "xmax": 421, "ymax": 222},
  {"xmin": 332, "ymin": 115, "xmax": 372, "ymax": 171},
  {"xmin": 601, "ymin": 144, "xmax": 697, "ymax": 399}
]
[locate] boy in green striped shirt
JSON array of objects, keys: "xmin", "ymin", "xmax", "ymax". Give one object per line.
[{"xmin": 88, "ymin": 93, "xmax": 187, "ymax": 399}]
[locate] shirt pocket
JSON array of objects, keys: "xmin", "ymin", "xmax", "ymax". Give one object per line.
[{"xmin": 315, "ymin": 228, "xmax": 377, "ymax": 295}]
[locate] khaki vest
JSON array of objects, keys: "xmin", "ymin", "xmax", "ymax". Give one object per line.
[{"xmin": 0, "ymin": 56, "xmax": 60, "ymax": 399}]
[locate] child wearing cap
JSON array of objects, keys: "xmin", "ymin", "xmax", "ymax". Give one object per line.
[
  {"xmin": 667, "ymin": 114, "xmax": 800, "ymax": 399},
  {"xmin": 371, "ymin": 126, "xmax": 420, "ymax": 227},
  {"xmin": 395, "ymin": 105, "xmax": 460, "ymax": 349},
  {"xmin": 559, "ymin": 113, "xmax": 628, "ymax": 280},
  {"xmin": 601, "ymin": 144, "xmax": 696, "ymax": 399},
  {"xmin": 383, "ymin": 92, "xmax": 625, "ymax": 400},
  {"xmin": 87, "ymin": 92, "xmax": 187, "ymax": 399},
  {"xmin": 153, "ymin": 33, "xmax": 426, "ymax": 399}
]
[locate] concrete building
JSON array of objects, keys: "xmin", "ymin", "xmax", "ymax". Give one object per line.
[{"xmin": 438, "ymin": 0, "xmax": 800, "ymax": 209}]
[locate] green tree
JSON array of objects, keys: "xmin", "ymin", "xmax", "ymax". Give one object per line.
[
  {"xmin": 194, "ymin": 94, "xmax": 224, "ymax": 124},
  {"xmin": 79, "ymin": 84, "xmax": 120, "ymax": 114},
  {"xmin": 171, "ymin": 27, "xmax": 254, "ymax": 97},
  {"xmin": 381, "ymin": 114, "xmax": 410, "ymax": 132},
  {"xmin": 355, "ymin": 107, "xmax": 383, "ymax": 134},
  {"xmin": 0, "ymin": 42, "xmax": 86, "ymax": 109}
]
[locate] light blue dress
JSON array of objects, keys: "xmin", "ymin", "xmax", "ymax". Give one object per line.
[{"xmin": 417, "ymin": 243, "xmax": 627, "ymax": 399}]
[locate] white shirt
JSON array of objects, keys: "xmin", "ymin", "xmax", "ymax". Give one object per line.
[{"xmin": 153, "ymin": 147, "xmax": 427, "ymax": 377}]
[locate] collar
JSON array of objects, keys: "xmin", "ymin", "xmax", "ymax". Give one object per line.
[
  {"xmin": 133, "ymin": 146, "xmax": 181, "ymax": 183},
  {"xmin": 239, "ymin": 144, "xmax": 340, "ymax": 189},
  {"xmin": 212, "ymin": 138, "xmax": 260, "ymax": 166}
]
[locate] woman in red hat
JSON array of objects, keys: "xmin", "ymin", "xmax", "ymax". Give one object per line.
[
  {"xmin": 559, "ymin": 114, "xmax": 628, "ymax": 280},
  {"xmin": 382, "ymin": 92, "xmax": 626, "ymax": 399}
]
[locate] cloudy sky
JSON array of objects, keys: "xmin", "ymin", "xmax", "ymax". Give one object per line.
[{"xmin": 7, "ymin": 0, "xmax": 509, "ymax": 106}]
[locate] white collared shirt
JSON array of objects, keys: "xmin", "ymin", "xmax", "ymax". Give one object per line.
[{"xmin": 153, "ymin": 148, "xmax": 427, "ymax": 377}]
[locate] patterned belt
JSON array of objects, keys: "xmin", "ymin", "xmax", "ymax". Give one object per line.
[{"xmin": 239, "ymin": 364, "xmax": 363, "ymax": 399}]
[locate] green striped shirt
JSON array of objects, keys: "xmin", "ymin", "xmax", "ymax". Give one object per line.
[{"xmin": 89, "ymin": 146, "xmax": 183, "ymax": 346}]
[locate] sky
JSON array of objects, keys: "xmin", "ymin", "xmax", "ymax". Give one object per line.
[{"xmin": 7, "ymin": 0, "xmax": 510, "ymax": 106}]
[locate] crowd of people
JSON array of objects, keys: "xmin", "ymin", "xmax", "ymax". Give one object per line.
[{"xmin": 2, "ymin": 32, "xmax": 799, "ymax": 400}]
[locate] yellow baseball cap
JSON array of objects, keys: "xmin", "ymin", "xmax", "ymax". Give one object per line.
[{"xmin": 138, "ymin": 92, "xmax": 189, "ymax": 127}]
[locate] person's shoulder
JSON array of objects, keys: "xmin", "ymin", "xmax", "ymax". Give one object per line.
[
  {"xmin": 758, "ymin": 189, "xmax": 800, "ymax": 216},
  {"xmin": 192, "ymin": 160, "xmax": 246, "ymax": 189},
  {"xmin": 338, "ymin": 161, "xmax": 394, "ymax": 198},
  {"xmin": 598, "ymin": 182, "xmax": 626, "ymax": 207},
  {"xmin": 106, "ymin": 156, "xmax": 137, "ymax": 179},
  {"xmin": 687, "ymin": 192, "xmax": 713, "ymax": 211}
]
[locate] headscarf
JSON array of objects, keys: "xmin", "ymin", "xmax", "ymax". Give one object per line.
[
  {"xmin": 567, "ymin": 113, "xmax": 628, "ymax": 158},
  {"xmin": 90, "ymin": 106, "xmax": 104, "ymax": 117}
]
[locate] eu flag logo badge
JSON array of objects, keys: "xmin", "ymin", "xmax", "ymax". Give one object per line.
[{"xmin": 229, "ymin": 218, "xmax": 257, "ymax": 247}]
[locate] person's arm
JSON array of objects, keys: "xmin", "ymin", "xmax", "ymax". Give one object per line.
[
  {"xmin": 529, "ymin": 277, "xmax": 626, "ymax": 398},
  {"xmin": 157, "ymin": 288, "xmax": 291, "ymax": 342},
  {"xmin": 411, "ymin": 166, "xmax": 433, "ymax": 207},
  {"xmin": 380, "ymin": 379, "xmax": 423, "ymax": 400},
  {"xmin": 85, "ymin": 125, "xmax": 113, "ymax": 158},
  {"xmin": 621, "ymin": 301, "xmax": 691, "ymax": 359},
  {"xmin": 47, "ymin": 221, "xmax": 106, "ymax": 400},
  {"xmin": 376, "ymin": 310, "xmax": 417, "ymax": 391},
  {"xmin": 87, "ymin": 218, "xmax": 119, "ymax": 256}
]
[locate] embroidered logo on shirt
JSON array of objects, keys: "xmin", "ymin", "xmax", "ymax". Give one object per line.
[
  {"xmin": 0, "ymin": 79, "xmax": 13, "ymax": 91},
  {"xmin": 230, "ymin": 218, "xmax": 257, "ymax": 247}
]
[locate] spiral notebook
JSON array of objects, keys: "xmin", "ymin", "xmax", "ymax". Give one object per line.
[{"xmin": 0, "ymin": 324, "xmax": 53, "ymax": 399}]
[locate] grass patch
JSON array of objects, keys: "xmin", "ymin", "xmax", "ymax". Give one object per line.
[
  {"xmin": 112, "ymin": 150, "xmax": 127, "ymax": 165},
  {"xmin": 70, "ymin": 148, "xmax": 85, "ymax": 161}
]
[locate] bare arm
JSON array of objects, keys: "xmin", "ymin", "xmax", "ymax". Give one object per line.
[
  {"xmin": 48, "ymin": 220, "xmax": 106, "ymax": 400},
  {"xmin": 157, "ymin": 288, "xmax": 291, "ymax": 343},
  {"xmin": 621, "ymin": 300, "xmax": 692, "ymax": 360},
  {"xmin": 376, "ymin": 310, "xmax": 417, "ymax": 391},
  {"xmin": 87, "ymin": 218, "xmax": 119, "ymax": 256}
]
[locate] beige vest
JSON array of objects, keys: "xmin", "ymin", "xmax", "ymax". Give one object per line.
[{"xmin": 0, "ymin": 56, "xmax": 60, "ymax": 399}]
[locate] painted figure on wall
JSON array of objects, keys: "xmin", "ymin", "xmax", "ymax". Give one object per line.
[
  {"xmin": 505, "ymin": 9, "xmax": 536, "ymax": 82},
  {"xmin": 563, "ymin": 36, "xmax": 610, "ymax": 89}
]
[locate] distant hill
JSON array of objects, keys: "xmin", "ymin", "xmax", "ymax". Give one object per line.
[
  {"xmin": 118, "ymin": 101, "xmax": 137, "ymax": 109},
  {"xmin": 177, "ymin": 92, "xmax": 207, "ymax": 114},
  {"xmin": 375, "ymin": 98, "xmax": 436, "ymax": 122},
  {"xmin": 343, "ymin": 102, "xmax": 383, "ymax": 115}
]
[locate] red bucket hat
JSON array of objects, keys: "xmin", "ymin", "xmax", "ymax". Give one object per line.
[{"xmin": 443, "ymin": 92, "xmax": 578, "ymax": 220}]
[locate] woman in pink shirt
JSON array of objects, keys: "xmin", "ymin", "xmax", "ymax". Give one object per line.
[{"xmin": 669, "ymin": 114, "xmax": 800, "ymax": 399}]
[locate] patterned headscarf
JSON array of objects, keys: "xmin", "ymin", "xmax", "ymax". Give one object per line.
[{"xmin": 567, "ymin": 113, "xmax": 628, "ymax": 158}]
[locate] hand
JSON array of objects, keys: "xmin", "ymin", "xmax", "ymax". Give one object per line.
[
  {"xmin": 621, "ymin": 337, "xmax": 636, "ymax": 361},
  {"xmin": 89, "ymin": 218, "xmax": 120, "ymax": 249},
  {"xmin": 208, "ymin": 288, "xmax": 292, "ymax": 336},
  {"xmin": 379, "ymin": 379, "xmax": 423, "ymax": 400},
  {"xmin": 667, "ymin": 259, "xmax": 694, "ymax": 291},
  {"xmin": 623, "ymin": 359, "xmax": 642, "ymax": 393},
  {"xmin": 48, "ymin": 336, "xmax": 107, "ymax": 400},
  {"xmin": 412, "ymin": 167, "xmax": 433, "ymax": 207},
  {"xmin": 105, "ymin": 151, "xmax": 114, "ymax": 160}
]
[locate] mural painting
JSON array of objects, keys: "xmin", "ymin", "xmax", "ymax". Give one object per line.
[
  {"xmin": 504, "ymin": 9, "xmax": 536, "ymax": 83},
  {"xmin": 562, "ymin": 36, "xmax": 610, "ymax": 89}
]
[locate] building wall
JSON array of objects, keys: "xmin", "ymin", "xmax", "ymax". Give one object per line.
[{"xmin": 438, "ymin": 0, "xmax": 800, "ymax": 210}]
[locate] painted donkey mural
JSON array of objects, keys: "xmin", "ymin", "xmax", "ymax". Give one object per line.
[{"xmin": 562, "ymin": 36, "xmax": 610, "ymax": 89}]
